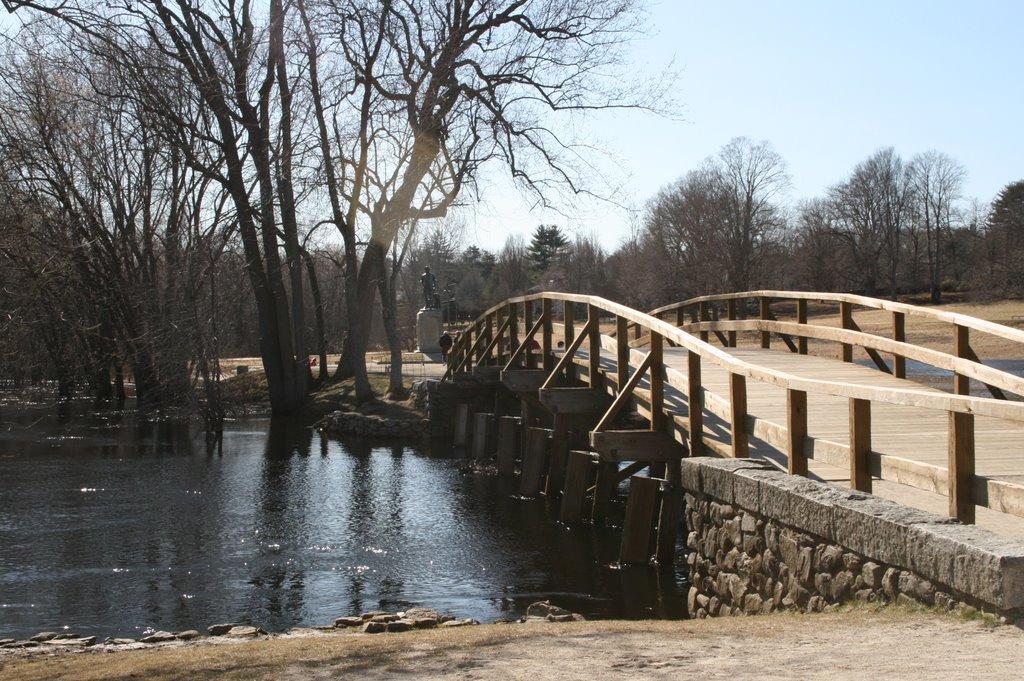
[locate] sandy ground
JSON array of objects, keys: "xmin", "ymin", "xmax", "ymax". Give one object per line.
[{"xmin": 3, "ymin": 609, "xmax": 1023, "ymax": 681}]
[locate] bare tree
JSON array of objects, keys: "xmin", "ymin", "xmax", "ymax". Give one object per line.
[
  {"xmin": 0, "ymin": 29, "xmax": 228, "ymax": 407},
  {"xmin": 792, "ymin": 198, "xmax": 843, "ymax": 291},
  {"xmin": 301, "ymin": 0, "xmax": 654, "ymax": 401},
  {"xmin": 643, "ymin": 166, "xmax": 730, "ymax": 299},
  {"xmin": 909, "ymin": 151, "xmax": 966, "ymax": 303},
  {"xmin": 489, "ymin": 234, "xmax": 531, "ymax": 301},
  {"xmin": 828, "ymin": 147, "xmax": 912, "ymax": 298},
  {"xmin": 5, "ymin": 0, "xmax": 667, "ymax": 407},
  {"xmin": 715, "ymin": 137, "xmax": 790, "ymax": 291}
]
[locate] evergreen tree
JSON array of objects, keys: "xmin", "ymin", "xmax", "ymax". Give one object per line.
[
  {"xmin": 987, "ymin": 180, "xmax": 1024, "ymax": 290},
  {"xmin": 526, "ymin": 224, "xmax": 569, "ymax": 274}
]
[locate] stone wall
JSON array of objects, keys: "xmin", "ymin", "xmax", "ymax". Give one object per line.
[
  {"xmin": 680, "ymin": 457, "xmax": 1024, "ymax": 623},
  {"xmin": 416, "ymin": 378, "xmax": 501, "ymax": 439},
  {"xmin": 317, "ymin": 379, "xmax": 501, "ymax": 440},
  {"xmin": 319, "ymin": 412, "xmax": 430, "ymax": 439}
]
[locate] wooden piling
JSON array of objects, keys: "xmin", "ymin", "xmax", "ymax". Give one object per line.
[
  {"xmin": 619, "ymin": 476, "xmax": 661, "ymax": 565},
  {"xmin": 472, "ymin": 412, "xmax": 494, "ymax": 462},
  {"xmin": 546, "ymin": 414, "xmax": 572, "ymax": 496},
  {"xmin": 454, "ymin": 403, "xmax": 471, "ymax": 447},
  {"xmin": 559, "ymin": 450, "xmax": 595, "ymax": 524},
  {"xmin": 496, "ymin": 416, "xmax": 519, "ymax": 476},
  {"xmin": 519, "ymin": 427, "xmax": 550, "ymax": 497},
  {"xmin": 655, "ymin": 483, "xmax": 684, "ymax": 564},
  {"xmin": 591, "ymin": 461, "xmax": 618, "ymax": 524}
]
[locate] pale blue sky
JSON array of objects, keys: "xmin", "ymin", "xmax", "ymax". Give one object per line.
[
  {"xmin": 470, "ymin": 0, "xmax": 1024, "ymax": 251},
  {"xmin": 3, "ymin": 2, "xmax": 1021, "ymax": 253}
]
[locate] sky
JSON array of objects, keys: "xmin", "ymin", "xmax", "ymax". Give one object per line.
[
  {"xmin": 2, "ymin": 1, "xmax": 1021, "ymax": 254},
  {"xmin": 465, "ymin": 0, "xmax": 1024, "ymax": 252}
]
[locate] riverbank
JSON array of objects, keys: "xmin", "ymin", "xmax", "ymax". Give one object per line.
[{"xmin": 2, "ymin": 606, "xmax": 1022, "ymax": 681}]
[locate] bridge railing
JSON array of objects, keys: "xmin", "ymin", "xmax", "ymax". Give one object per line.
[
  {"xmin": 648, "ymin": 290, "xmax": 1024, "ymax": 401},
  {"xmin": 443, "ymin": 292, "xmax": 1024, "ymax": 524}
]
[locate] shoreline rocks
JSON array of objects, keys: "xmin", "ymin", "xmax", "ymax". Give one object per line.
[{"xmin": 1, "ymin": 602, "xmax": 585, "ymax": 657}]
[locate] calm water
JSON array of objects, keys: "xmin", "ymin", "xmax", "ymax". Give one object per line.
[{"xmin": 0, "ymin": 399, "xmax": 685, "ymax": 640}]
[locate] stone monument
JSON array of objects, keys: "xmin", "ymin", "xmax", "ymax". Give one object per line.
[{"xmin": 417, "ymin": 266, "xmax": 443, "ymax": 353}]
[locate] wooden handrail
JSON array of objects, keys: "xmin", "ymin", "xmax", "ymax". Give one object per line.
[
  {"xmin": 687, "ymin": 318, "xmax": 1024, "ymax": 397},
  {"xmin": 652, "ymin": 290, "xmax": 1024, "ymax": 401},
  {"xmin": 454, "ymin": 291, "xmax": 1024, "ymax": 422},
  {"xmin": 650, "ymin": 289, "xmax": 1024, "ymax": 346}
]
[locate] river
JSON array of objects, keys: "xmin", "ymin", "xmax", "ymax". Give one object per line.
[{"xmin": 0, "ymin": 398, "xmax": 685, "ymax": 641}]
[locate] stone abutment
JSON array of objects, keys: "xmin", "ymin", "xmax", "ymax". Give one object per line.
[{"xmin": 681, "ymin": 457, "xmax": 1024, "ymax": 623}]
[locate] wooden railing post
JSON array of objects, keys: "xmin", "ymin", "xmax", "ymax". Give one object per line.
[
  {"xmin": 729, "ymin": 372, "xmax": 749, "ymax": 458},
  {"xmin": 849, "ymin": 397, "xmax": 872, "ymax": 492},
  {"xmin": 759, "ymin": 297, "xmax": 771, "ymax": 349},
  {"xmin": 650, "ymin": 333, "xmax": 664, "ymax": 431},
  {"xmin": 485, "ymin": 315, "xmax": 494, "ymax": 364},
  {"xmin": 727, "ymin": 299, "xmax": 737, "ymax": 348},
  {"xmin": 687, "ymin": 350, "xmax": 704, "ymax": 456},
  {"xmin": 461, "ymin": 326, "xmax": 474, "ymax": 372},
  {"xmin": 797, "ymin": 299, "xmax": 808, "ymax": 355},
  {"xmin": 473, "ymin": 319, "xmax": 484, "ymax": 368},
  {"xmin": 892, "ymin": 311, "xmax": 906, "ymax": 378},
  {"xmin": 616, "ymin": 316, "xmax": 629, "ymax": 390},
  {"xmin": 564, "ymin": 300, "xmax": 575, "ymax": 348},
  {"xmin": 495, "ymin": 308, "xmax": 506, "ymax": 365},
  {"xmin": 542, "ymin": 298, "xmax": 553, "ymax": 372},
  {"xmin": 507, "ymin": 302, "xmax": 518, "ymax": 366},
  {"xmin": 699, "ymin": 301, "xmax": 710, "ymax": 343},
  {"xmin": 840, "ymin": 301, "xmax": 854, "ymax": 363},
  {"xmin": 588, "ymin": 304, "xmax": 601, "ymax": 387},
  {"xmin": 676, "ymin": 306, "xmax": 686, "ymax": 330},
  {"xmin": 524, "ymin": 299, "xmax": 535, "ymax": 369},
  {"xmin": 954, "ymin": 324, "xmax": 970, "ymax": 395},
  {"xmin": 949, "ymin": 410, "xmax": 976, "ymax": 523},
  {"xmin": 787, "ymin": 389, "xmax": 808, "ymax": 476}
]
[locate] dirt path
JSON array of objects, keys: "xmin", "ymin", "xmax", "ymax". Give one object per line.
[{"xmin": 4, "ymin": 609, "xmax": 1022, "ymax": 681}]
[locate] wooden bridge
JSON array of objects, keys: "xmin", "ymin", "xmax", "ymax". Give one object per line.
[{"xmin": 442, "ymin": 291, "xmax": 1024, "ymax": 540}]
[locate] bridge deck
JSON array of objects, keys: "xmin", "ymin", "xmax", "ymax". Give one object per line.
[{"xmin": 571, "ymin": 343, "xmax": 1024, "ymax": 539}]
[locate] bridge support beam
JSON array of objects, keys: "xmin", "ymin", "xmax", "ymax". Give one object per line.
[
  {"xmin": 590, "ymin": 430, "xmax": 687, "ymax": 463},
  {"xmin": 501, "ymin": 369, "xmax": 547, "ymax": 393}
]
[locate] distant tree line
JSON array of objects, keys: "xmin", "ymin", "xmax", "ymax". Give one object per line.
[
  {"xmin": 408, "ymin": 140, "xmax": 1024, "ymax": 326},
  {"xmin": 616, "ymin": 139, "xmax": 1024, "ymax": 309}
]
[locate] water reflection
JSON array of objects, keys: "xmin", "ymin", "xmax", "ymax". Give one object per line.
[{"xmin": 0, "ymin": 402, "xmax": 686, "ymax": 640}]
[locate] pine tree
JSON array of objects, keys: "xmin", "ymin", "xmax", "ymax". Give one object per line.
[{"xmin": 526, "ymin": 224, "xmax": 569, "ymax": 274}]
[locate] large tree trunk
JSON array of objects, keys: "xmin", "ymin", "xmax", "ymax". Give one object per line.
[
  {"xmin": 377, "ymin": 267, "xmax": 405, "ymax": 398},
  {"xmin": 304, "ymin": 252, "xmax": 330, "ymax": 383},
  {"xmin": 336, "ymin": 242, "xmax": 385, "ymax": 403}
]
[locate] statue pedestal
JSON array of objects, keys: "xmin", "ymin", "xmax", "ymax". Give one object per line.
[{"xmin": 417, "ymin": 308, "xmax": 443, "ymax": 353}]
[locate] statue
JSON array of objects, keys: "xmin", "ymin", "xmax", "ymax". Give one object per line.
[{"xmin": 421, "ymin": 266, "xmax": 437, "ymax": 309}]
